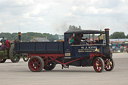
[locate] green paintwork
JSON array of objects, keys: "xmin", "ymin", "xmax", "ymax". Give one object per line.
[{"xmin": 0, "ymin": 49, "xmax": 9, "ymax": 59}]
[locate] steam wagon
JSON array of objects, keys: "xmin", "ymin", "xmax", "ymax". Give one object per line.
[
  {"xmin": 0, "ymin": 41, "xmax": 20, "ymax": 63},
  {"xmin": 0, "ymin": 32, "xmax": 28, "ymax": 63},
  {"xmin": 14, "ymin": 28, "xmax": 114, "ymax": 72}
]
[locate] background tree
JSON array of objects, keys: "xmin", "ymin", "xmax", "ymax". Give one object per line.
[
  {"xmin": 0, "ymin": 32, "xmax": 59, "ymax": 42},
  {"xmin": 110, "ymin": 32, "xmax": 125, "ymax": 39},
  {"xmin": 125, "ymin": 34, "xmax": 128, "ymax": 38}
]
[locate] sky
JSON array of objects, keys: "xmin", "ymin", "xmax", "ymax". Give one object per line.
[{"xmin": 0, "ymin": 0, "xmax": 128, "ymax": 35}]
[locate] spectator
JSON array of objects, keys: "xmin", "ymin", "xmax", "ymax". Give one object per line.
[
  {"xmin": 5, "ymin": 39, "xmax": 10, "ymax": 48},
  {"xmin": 1, "ymin": 37, "xmax": 6, "ymax": 44},
  {"xmin": 74, "ymin": 34, "xmax": 83, "ymax": 45},
  {"xmin": 1, "ymin": 43, "xmax": 6, "ymax": 50}
]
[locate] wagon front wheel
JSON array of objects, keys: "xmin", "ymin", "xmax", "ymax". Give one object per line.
[
  {"xmin": 9, "ymin": 44, "xmax": 20, "ymax": 63},
  {"xmin": 93, "ymin": 57, "xmax": 104, "ymax": 72},
  {"xmin": 28, "ymin": 56, "xmax": 44, "ymax": 72},
  {"xmin": 104, "ymin": 58, "xmax": 114, "ymax": 71}
]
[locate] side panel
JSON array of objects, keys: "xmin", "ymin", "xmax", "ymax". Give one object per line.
[
  {"xmin": 64, "ymin": 34, "xmax": 72, "ymax": 57},
  {"xmin": 14, "ymin": 42, "xmax": 64, "ymax": 54},
  {"xmin": 71, "ymin": 45, "xmax": 104, "ymax": 58}
]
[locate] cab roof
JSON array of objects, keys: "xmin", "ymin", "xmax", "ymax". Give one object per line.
[{"xmin": 64, "ymin": 30, "xmax": 105, "ymax": 34}]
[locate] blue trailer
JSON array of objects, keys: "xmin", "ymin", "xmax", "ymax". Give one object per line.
[{"xmin": 14, "ymin": 29, "xmax": 114, "ymax": 72}]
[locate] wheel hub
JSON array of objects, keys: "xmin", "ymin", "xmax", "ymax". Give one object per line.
[
  {"xmin": 107, "ymin": 61, "xmax": 112, "ymax": 66},
  {"xmin": 96, "ymin": 63, "xmax": 99, "ymax": 67},
  {"xmin": 33, "ymin": 62, "xmax": 38, "ymax": 67}
]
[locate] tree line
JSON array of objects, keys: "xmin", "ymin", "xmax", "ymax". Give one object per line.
[
  {"xmin": 110, "ymin": 32, "xmax": 128, "ymax": 39},
  {"xmin": 0, "ymin": 32, "xmax": 59, "ymax": 42}
]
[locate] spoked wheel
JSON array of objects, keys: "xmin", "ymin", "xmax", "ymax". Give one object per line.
[
  {"xmin": 9, "ymin": 44, "xmax": 20, "ymax": 63},
  {"xmin": 0, "ymin": 59, "xmax": 6, "ymax": 63},
  {"xmin": 93, "ymin": 57, "xmax": 104, "ymax": 72},
  {"xmin": 28, "ymin": 56, "xmax": 44, "ymax": 72},
  {"xmin": 44, "ymin": 62, "xmax": 56, "ymax": 71},
  {"xmin": 104, "ymin": 58, "xmax": 114, "ymax": 71},
  {"xmin": 23, "ymin": 55, "xmax": 29, "ymax": 62}
]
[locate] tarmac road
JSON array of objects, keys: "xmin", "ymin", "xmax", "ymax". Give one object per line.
[{"xmin": 0, "ymin": 53, "xmax": 128, "ymax": 85}]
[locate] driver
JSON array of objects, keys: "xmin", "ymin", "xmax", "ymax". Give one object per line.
[
  {"xmin": 74, "ymin": 34, "xmax": 83, "ymax": 45},
  {"xmin": 68, "ymin": 34, "xmax": 74, "ymax": 45},
  {"xmin": 98, "ymin": 34, "xmax": 103, "ymax": 40}
]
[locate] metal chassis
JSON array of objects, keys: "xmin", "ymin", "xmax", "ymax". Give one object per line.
[{"xmin": 28, "ymin": 53, "xmax": 103, "ymax": 66}]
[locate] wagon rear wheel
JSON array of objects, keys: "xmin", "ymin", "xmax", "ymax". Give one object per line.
[
  {"xmin": 9, "ymin": 44, "xmax": 20, "ymax": 63},
  {"xmin": 0, "ymin": 59, "xmax": 6, "ymax": 63},
  {"xmin": 93, "ymin": 57, "xmax": 104, "ymax": 72},
  {"xmin": 44, "ymin": 62, "xmax": 56, "ymax": 71},
  {"xmin": 105, "ymin": 58, "xmax": 114, "ymax": 71},
  {"xmin": 28, "ymin": 56, "xmax": 44, "ymax": 72}
]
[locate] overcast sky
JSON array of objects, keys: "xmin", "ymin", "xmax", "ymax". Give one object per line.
[{"xmin": 0, "ymin": 0, "xmax": 128, "ymax": 35}]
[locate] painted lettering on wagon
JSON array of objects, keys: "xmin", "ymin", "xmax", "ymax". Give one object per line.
[{"xmin": 78, "ymin": 46, "xmax": 100, "ymax": 52}]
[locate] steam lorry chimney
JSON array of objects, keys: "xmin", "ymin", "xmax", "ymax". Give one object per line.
[{"xmin": 105, "ymin": 28, "xmax": 109, "ymax": 47}]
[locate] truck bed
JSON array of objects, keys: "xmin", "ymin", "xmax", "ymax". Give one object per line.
[{"xmin": 14, "ymin": 42, "xmax": 64, "ymax": 54}]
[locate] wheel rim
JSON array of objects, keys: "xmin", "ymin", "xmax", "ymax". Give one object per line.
[
  {"xmin": 0, "ymin": 59, "xmax": 6, "ymax": 63},
  {"xmin": 93, "ymin": 58, "xmax": 103, "ymax": 72},
  {"xmin": 46, "ymin": 63, "xmax": 54, "ymax": 67},
  {"xmin": 105, "ymin": 59, "xmax": 113, "ymax": 71},
  {"xmin": 13, "ymin": 51, "xmax": 18, "ymax": 60},
  {"xmin": 23, "ymin": 55, "xmax": 29, "ymax": 62},
  {"xmin": 13, "ymin": 51, "xmax": 20, "ymax": 61},
  {"xmin": 24, "ymin": 56, "xmax": 28, "ymax": 60},
  {"xmin": 45, "ymin": 62, "xmax": 55, "ymax": 69},
  {"xmin": 29, "ymin": 58, "xmax": 42, "ymax": 71}
]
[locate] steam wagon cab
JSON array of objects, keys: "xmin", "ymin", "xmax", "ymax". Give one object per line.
[
  {"xmin": 14, "ymin": 29, "xmax": 114, "ymax": 72},
  {"xmin": 63, "ymin": 29, "xmax": 114, "ymax": 72}
]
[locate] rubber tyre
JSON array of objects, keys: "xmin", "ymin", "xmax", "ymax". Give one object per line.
[
  {"xmin": 28, "ymin": 56, "xmax": 44, "ymax": 72},
  {"xmin": 9, "ymin": 44, "xmax": 20, "ymax": 63},
  {"xmin": 23, "ymin": 55, "xmax": 29, "ymax": 62},
  {"xmin": 0, "ymin": 59, "xmax": 6, "ymax": 63},
  {"xmin": 44, "ymin": 62, "xmax": 56, "ymax": 71},
  {"xmin": 93, "ymin": 57, "xmax": 104, "ymax": 72},
  {"xmin": 105, "ymin": 58, "xmax": 114, "ymax": 71},
  {"xmin": 126, "ymin": 48, "xmax": 128, "ymax": 53}
]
